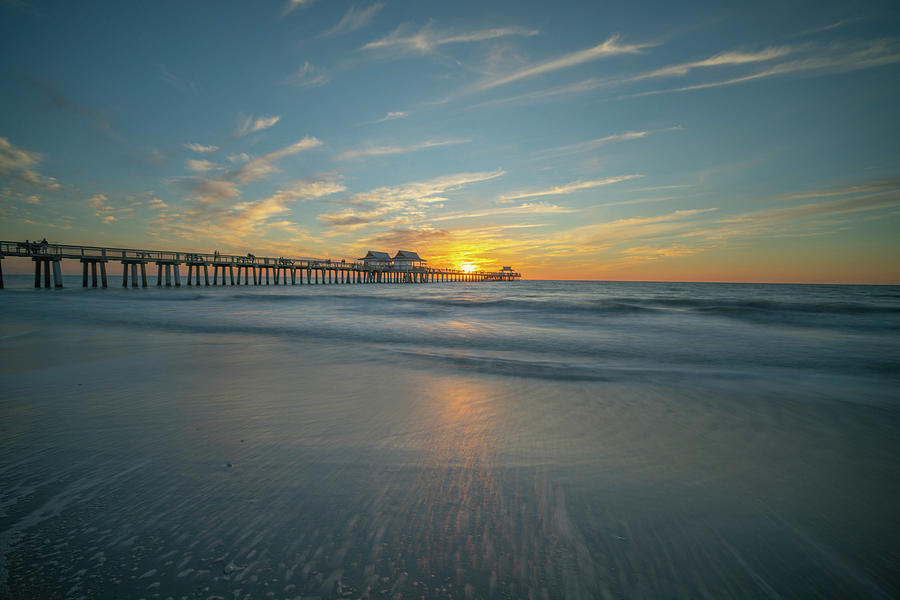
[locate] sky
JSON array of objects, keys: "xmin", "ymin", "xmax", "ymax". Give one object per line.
[{"xmin": 1, "ymin": 0, "xmax": 899, "ymax": 283}]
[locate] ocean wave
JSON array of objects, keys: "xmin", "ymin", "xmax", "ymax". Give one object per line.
[
  {"xmin": 395, "ymin": 350, "xmax": 751, "ymax": 382},
  {"xmin": 204, "ymin": 291, "xmax": 900, "ymax": 317}
]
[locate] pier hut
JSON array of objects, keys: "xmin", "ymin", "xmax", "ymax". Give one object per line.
[
  {"xmin": 358, "ymin": 251, "xmax": 391, "ymax": 268},
  {"xmin": 392, "ymin": 250, "xmax": 425, "ymax": 271}
]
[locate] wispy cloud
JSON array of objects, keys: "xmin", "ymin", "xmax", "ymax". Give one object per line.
[
  {"xmin": 283, "ymin": 0, "xmax": 314, "ymax": 16},
  {"xmin": 473, "ymin": 35, "xmax": 651, "ymax": 92},
  {"xmin": 500, "ymin": 174, "xmax": 642, "ymax": 201},
  {"xmin": 230, "ymin": 136, "xmax": 322, "ymax": 183},
  {"xmin": 428, "ymin": 202, "xmax": 577, "ymax": 222},
  {"xmin": 786, "ymin": 17, "xmax": 865, "ymax": 39},
  {"xmin": 362, "ymin": 22, "xmax": 538, "ymax": 54},
  {"xmin": 159, "ymin": 65, "xmax": 198, "ymax": 94},
  {"xmin": 466, "ymin": 78, "xmax": 604, "ymax": 109},
  {"xmin": 0, "ymin": 137, "xmax": 60, "ymax": 190},
  {"xmin": 352, "ymin": 169, "xmax": 505, "ymax": 206},
  {"xmin": 88, "ymin": 193, "xmax": 116, "ymax": 223},
  {"xmin": 177, "ymin": 178, "xmax": 241, "ymax": 207},
  {"xmin": 186, "ymin": 159, "xmax": 217, "ymax": 173},
  {"xmin": 631, "ymin": 39, "xmax": 900, "ymax": 97},
  {"xmin": 156, "ymin": 175, "xmax": 343, "ymax": 243},
  {"xmin": 319, "ymin": 168, "xmax": 505, "ymax": 229},
  {"xmin": 337, "ymin": 138, "xmax": 470, "ymax": 161},
  {"xmin": 236, "ymin": 114, "xmax": 281, "ymax": 137},
  {"xmin": 185, "ymin": 143, "xmax": 219, "ymax": 153},
  {"xmin": 542, "ymin": 127, "xmax": 681, "ymax": 157},
  {"xmin": 167, "ymin": 137, "xmax": 322, "ymax": 215},
  {"xmin": 630, "ymin": 46, "xmax": 791, "ymax": 81},
  {"xmin": 366, "ymin": 111, "xmax": 409, "ymax": 124},
  {"xmin": 722, "ymin": 188, "xmax": 900, "ymax": 225},
  {"xmin": 229, "ymin": 177, "xmax": 346, "ymax": 234},
  {"xmin": 788, "ymin": 179, "xmax": 900, "ymax": 199},
  {"xmin": 322, "ymin": 3, "xmax": 383, "ymax": 37},
  {"xmin": 285, "ymin": 61, "xmax": 330, "ymax": 88}
]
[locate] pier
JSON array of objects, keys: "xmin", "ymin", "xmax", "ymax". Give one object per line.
[{"xmin": 0, "ymin": 241, "xmax": 521, "ymax": 289}]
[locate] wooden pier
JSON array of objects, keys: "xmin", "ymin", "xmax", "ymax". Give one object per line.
[{"xmin": 0, "ymin": 241, "xmax": 521, "ymax": 289}]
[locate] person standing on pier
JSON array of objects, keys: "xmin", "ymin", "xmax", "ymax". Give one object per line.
[{"xmin": 40, "ymin": 238, "xmax": 48, "ymax": 253}]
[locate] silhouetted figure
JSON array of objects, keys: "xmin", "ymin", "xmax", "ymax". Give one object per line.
[{"xmin": 40, "ymin": 238, "xmax": 48, "ymax": 253}]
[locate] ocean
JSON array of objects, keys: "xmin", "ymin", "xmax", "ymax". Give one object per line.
[{"xmin": 1, "ymin": 277, "xmax": 899, "ymax": 598}]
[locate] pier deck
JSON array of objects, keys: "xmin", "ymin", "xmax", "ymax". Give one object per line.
[{"xmin": 0, "ymin": 241, "xmax": 521, "ymax": 289}]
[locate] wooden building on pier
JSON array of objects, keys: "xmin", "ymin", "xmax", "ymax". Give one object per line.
[
  {"xmin": 358, "ymin": 251, "xmax": 392, "ymax": 268},
  {"xmin": 392, "ymin": 250, "xmax": 426, "ymax": 271}
]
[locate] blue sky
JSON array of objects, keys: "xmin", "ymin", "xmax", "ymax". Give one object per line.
[{"xmin": 2, "ymin": 0, "xmax": 899, "ymax": 281}]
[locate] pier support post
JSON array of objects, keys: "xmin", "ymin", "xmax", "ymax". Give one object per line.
[
  {"xmin": 204, "ymin": 264, "xmax": 210, "ymax": 286},
  {"xmin": 165, "ymin": 264, "xmax": 172, "ymax": 287},
  {"xmin": 52, "ymin": 260, "xmax": 63, "ymax": 288},
  {"xmin": 140, "ymin": 263, "xmax": 147, "ymax": 287},
  {"xmin": 157, "ymin": 265, "xmax": 163, "ymax": 286},
  {"xmin": 92, "ymin": 263, "xmax": 98, "ymax": 287},
  {"xmin": 100, "ymin": 262, "xmax": 107, "ymax": 287},
  {"xmin": 174, "ymin": 264, "xmax": 181, "ymax": 287},
  {"xmin": 230, "ymin": 265, "xmax": 235, "ymax": 286},
  {"xmin": 83, "ymin": 262, "xmax": 89, "ymax": 287},
  {"xmin": 131, "ymin": 264, "xmax": 138, "ymax": 288},
  {"xmin": 186, "ymin": 265, "xmax": 193, "ymax": 286},
  {"xmin": 122, "ymin": 263, "xmax": 128, "ymax": 287}
]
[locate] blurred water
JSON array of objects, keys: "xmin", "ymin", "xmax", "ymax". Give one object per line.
[{"xmin": 1, "ymin": 277, "xmax": 899, "ymax": 598}]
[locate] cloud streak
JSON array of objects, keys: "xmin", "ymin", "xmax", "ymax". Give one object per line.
[
  {"xmin": 0, "ymin": 137, "xmax": 60, "ymax": 190},
  {"xmin": 366, "ymin": 111, "xmax": 409, "ymax": 124},
  {"xmin": 319, "ymin": 168, "xmax": 506, "ymax": 229},
  {"xmin": 283, "ymin": 0, "xmax": 314, "ymax": 16},
  {"xmin": 542, "ymin": 127, "xmax": 681, "ymax": 157},
  {"xmin": 630, "ymin": 46, "xmax": 791, "ymax": 81},
  {"xmin": 500, "ymin": 174, "xmax": 642, "ymax": 201},
  {"xmin": 285, "ymin": 62, "xmax": 330, "ymax": 88},
  {"xmin": 185, "ymin": 143, "xmax": 219, "ymax": 153},
  {"xmin": 630, "ymin": 39, "xmax": 900, "ymax": 97},
  {"xmin": 428, "ymin": 202, "xmax": 578, "ymax": 222},
  {"xmin": 322, "ymin": 3, "xmax": 383, "ymax": 37},
  {"xmin": 337, "ymin": 138, "xmax": 470, "ymax": 160},
  {"xmin": 236, "ymin": 114, "xmax": 281, "ymax": 137},
  {"xmin": 473, "ymin": 35, "xmax": 651, "ymax": 92},
  {"xmin": 229, "ymin": 136, "xmax": 322, "ymax": 183},
  {"xmin": 362, "ymin": 23, "xmax": 538, "ymax": 54}
]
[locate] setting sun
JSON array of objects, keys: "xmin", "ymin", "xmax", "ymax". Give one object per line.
[{"xmin": 460, "ymin": 263, "xmax": 477, "ymax": 273}]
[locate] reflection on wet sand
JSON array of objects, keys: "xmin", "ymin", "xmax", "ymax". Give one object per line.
[{"xmin": 356, "ymin": 377, "xmax": 597, "ymax": 599}]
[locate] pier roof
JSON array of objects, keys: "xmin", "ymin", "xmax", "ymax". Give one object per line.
[
  {"xmin": 393, "ymin": 250, "xmax": 425, "ymax": 262},
  {"xmin": 359, "ymin": 251, "xmax": 391, "ymax": 260}
]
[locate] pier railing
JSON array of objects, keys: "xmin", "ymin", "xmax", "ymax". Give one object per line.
[{"xmin": 0, "ymin": 240, "xmax": 521, "ymax": 289}]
